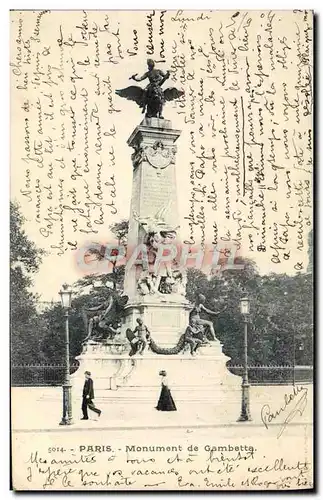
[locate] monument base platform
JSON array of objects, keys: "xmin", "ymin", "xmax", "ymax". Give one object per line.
[{"xmin": 72, "ymin": 341, "xmax": 241, "ymax": 405}]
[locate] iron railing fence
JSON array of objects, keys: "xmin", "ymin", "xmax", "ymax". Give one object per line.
[
  {"xmin": 11, "ymin": 363, "xmax": 80, "ymax": 387},
  {"xmin": 227, "ymin": 364, "xmax": 313, "ymax": 385},
  {"xmin": 11, "ymin": 363, "xmax": 313, "ymax": 387}
]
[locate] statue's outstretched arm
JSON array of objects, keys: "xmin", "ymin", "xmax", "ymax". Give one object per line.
[
  {"xmin": 131, "ymin": 71, "xmax": 148, "ymax": 82},
  {"xmin": 160, "ymin": 69, "xmax": 170, "ymax": 80}
]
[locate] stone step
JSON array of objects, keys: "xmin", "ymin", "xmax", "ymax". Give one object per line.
[
  {"xmin": 40, "ymin": 386, "xmax": 242, "ymax": 404},
  {"xmin": 40, "ymin": 396, "xmax": 240, "ymax": 405}
]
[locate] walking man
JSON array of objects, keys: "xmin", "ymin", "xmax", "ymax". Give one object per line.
[{"xmin": 81, "ymin": 371, "xmax": 102, "ymax": 420}]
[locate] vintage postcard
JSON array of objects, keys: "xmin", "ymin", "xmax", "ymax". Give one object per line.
[{"xmin": 10, "ymin": 9, "xmax": 313, "ymax": 491}]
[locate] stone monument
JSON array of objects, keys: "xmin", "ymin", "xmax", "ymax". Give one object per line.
[
  {"xmin": 123, "ymin": 116, "xmax": 191, "ymax": 346},
  {"xmin": 72, "ymin": 59, "xmax": 241, "ymax": 412}
]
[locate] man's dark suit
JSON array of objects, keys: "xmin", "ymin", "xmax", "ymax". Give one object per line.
[{"xmin": 82, "ymin": 377, "xmax": 101, "ymax": 419}]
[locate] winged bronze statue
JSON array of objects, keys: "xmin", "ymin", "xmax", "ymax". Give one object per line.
[
  {"xmin": 115, "ymin": 59, "xmax": 184, "ymax": 119},
  {"xmin": 82, "ymin": 291, "xmax": 129, "ymax": 343}
]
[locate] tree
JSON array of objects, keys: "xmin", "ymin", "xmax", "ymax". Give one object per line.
[
  {"xmin": 109, "ymin": 220, "xmax": 129, "ymax": 246},
  {"xmin": 39, "ymin": 295, "xmax": 88, "ymax": 365},
  {"xmin": 34, "ymin": 213, "xmax": 313, "ymax": 381},
  {"xmin": 186, "ymin": 260, "xmax": 313, "ymax": 376},
  {"xmin": 39, "ymin": 220, "xmax": 130, "ymax": 365},
  {"xmin": 40, "ymin": 269, "xmax": 130, "ymax": 364},
  {"xmin": 84, "ymin": 220, "xmax": 128, "ymax": 290},
  {"xmin": 186, "ymin": 259, "xmax": 260, "ymax": 363},
  {"xmin": 10, "ymin": 202, "xmax": 45, "ymax": 364}
]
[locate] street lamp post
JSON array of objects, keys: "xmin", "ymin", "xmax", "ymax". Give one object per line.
[
  {"xmin": 238, "ymin": 296, "xmax": 252, "ymax": 422},
  {"xmin": 59, "ymin": 283, "xmax": 73, "ymax": 426}
]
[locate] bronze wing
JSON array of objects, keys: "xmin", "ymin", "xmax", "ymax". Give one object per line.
[
  {"xmin": 115, "ymin": 86, "xmax": 145, "ymax": 106},
  {"xmin": 115, "ymin": 294, "xmax": 129, "ymax": 319},
  {"xmin": 163, "ymin": 87, "xmax": 184, "ymax": 102}
]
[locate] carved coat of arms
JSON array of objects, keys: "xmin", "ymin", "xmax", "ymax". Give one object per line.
[{"xmin": 145, "ymin": 141, "xmax": 176, "ymax": 172}]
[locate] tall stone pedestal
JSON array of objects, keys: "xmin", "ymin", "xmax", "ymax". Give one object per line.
[
  {"xmin": 123, "ymin": 296, "xmax": 191, "ymax": 346},
  {"xmin": 124, "ymin": 118, "xmax": 181, "ymax": 303}
]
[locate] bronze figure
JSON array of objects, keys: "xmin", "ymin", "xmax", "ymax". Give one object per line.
[{"xmin": 115, "ymin": 59, "xmax": 184, "ymax": 118}]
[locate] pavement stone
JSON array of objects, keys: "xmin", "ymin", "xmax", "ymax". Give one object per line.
[{"xmin": 11, "ymin": 384, "xmax": 313, "ymax": 433}]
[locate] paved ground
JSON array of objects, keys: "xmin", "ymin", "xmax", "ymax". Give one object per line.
[
  {"xmin": 11, "ymin": 384, "xmax": 313, "ymax": 432},
  {"xmin": 11, "ymin": 385, "xmax": 314, "ymax": 491}
]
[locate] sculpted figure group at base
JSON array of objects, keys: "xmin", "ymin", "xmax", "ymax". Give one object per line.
[
  {"xmin": 190, "ymin": 294, "xmax": 225, "ymax": 341},
  {"xmin": 124, "ymin": 295, "xmax": 226, "ymax": 357},
  {"xmin": 81, "ymin": 289, "xmax": 225, "ymax": 356},
  {"xmin": 126, "ymin": 318, "xmax": 150, "ymax": 356},
  {"xmin": 133, "ymin": 207, "xmax": 185, "ymax": 297},
  {"xmin": 124, "ymin": 317, "xmax": 207, "ymax": 357},
  {"xmin": 115, "ymin": 59, "xmax": 184, "ymax": 119},
  {"xmin": 82, "ymin": 292, "xmax": 128, "ymax": 344}
]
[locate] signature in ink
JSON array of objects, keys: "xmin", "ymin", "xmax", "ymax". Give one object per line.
[{"xmin": 261, "ymin": 385, "xmax": 308, "ymax": 438}]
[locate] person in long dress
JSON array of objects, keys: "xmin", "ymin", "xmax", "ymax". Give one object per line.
[{"xmin": 156, "ymin": 370, "xmax": 177, "ymax": 411}]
